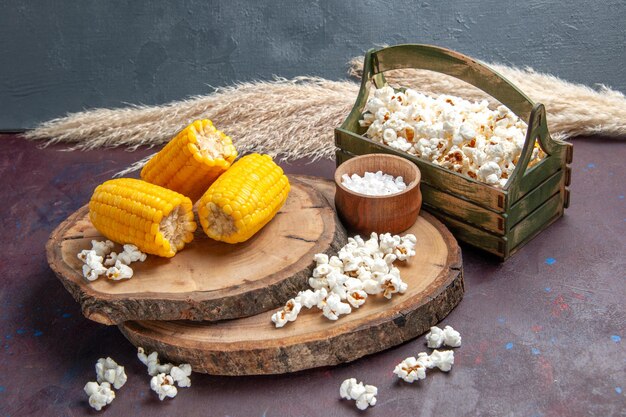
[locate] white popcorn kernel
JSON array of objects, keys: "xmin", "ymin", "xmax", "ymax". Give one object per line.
[
  {"xmin": 426, "ymin": 326, "xmax": 445, "ymax": 348},
  {"xmin": 429, "ymin": 349, "xmax": 455, "ymax": 372},
  {"xmin": 320, "ymin": 293, "xmax": 352, "ymax": 320},
  {"xmin": 138, "ymin": 348, "xmax": 174, "ymax": 376},
  {"xmin": 379, "ymin": 273, "xmax": 408, "ymax": 299},
  {"xmin": 442, "ymin": 325, "xmax": 462, "ymax": 347},
  {"xmin": 105, "ymin": 260, "xmax": 134, "ymax": 281},
  {"xmin": 393, "ymin": 356, "xmax": 427, "ymax": 383},
  {"xmin": 170, "ymin": 364, "xmax": 192, "ymax": 388},
  {"xmin": 339, "ymin": 378, "xmax": 378, "ymax": 410},
  {"xmin": 91, "ymin": 240, "xmax": 115, "ymax": 257},
  {"xmin": 417, "ymin": 352, "xmax": 435, "ymax": 369},
  {"xmin": 122, "ymin": 244, "xmax": 146, "ymax": 262},
  {"xmin": 296, "ymin": 288, "xmax": 328, "ymax": 309},
  {"xmin": 81, "ymin": 251, "xmax": 107, "ymax": 281},
  {"xmin": 313, "ymin": 253, "xmax": 329, "ymax": 265},
  {"xmin": 150, "ymin": 373, "xmax": 178, "ymax": 400},
  {"xmin": 271, "ymin": 298, "xmax": 302, "ymax": 328},
  {"xmin": 84, "ymin": 381, "xmax": 115, "ymax": 411},
  {"xmin": 95, "ymin": 357, "xmax": 127, "ymax": 390}
]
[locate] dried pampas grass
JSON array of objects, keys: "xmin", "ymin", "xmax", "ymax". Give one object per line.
[{"xmin": 25, "ymin": 57, "xmax": 626, "ymax": 175}]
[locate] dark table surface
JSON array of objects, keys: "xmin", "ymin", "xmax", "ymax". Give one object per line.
[{"xmin": 0, "ymin": 133, "xmax": 624, "ymax": 417}]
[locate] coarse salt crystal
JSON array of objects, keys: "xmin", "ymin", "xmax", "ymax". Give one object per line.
[{"xmin": 341, "ymin": 171, "xmax": 407, "ymax": 196}]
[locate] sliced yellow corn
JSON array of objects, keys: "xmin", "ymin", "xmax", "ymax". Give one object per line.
[
  {"xmin": 88, "ymin": 178, "xmax": 197, "ymax": 257},
  {"xmin": 198, "ymin": 154, "xmax": 290, "ymax": 243},
  {"xmin": 141, "ymin": 119, "xmax": 238, "ymax": 201}
]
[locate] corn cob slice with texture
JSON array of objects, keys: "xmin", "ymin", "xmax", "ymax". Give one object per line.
[
  {"xmin": 89, "ymin": 178, "xmax": 197, "ymax": 257},
  {"xmin": 198, "ymin": 154, "xmax": 290, "ymax": 244},
  {"xmin": 141, "ymin": 119, "xmax": 238, "ymax": 201}
]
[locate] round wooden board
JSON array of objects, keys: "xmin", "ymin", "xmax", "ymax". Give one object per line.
[
  {"xmin": 119, "ymin": 208, "xmax": 464, "ymax": 376},
  {"xmin": 46, "ymin": 176, "xmax": 347, "ymax": 325}
]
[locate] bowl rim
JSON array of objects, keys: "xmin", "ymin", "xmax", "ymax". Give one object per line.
[{"xmin": 334, "ymin": 153, "xmax": 422, "ymax": 200}]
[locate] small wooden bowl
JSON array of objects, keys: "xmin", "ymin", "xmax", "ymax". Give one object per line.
[{"xmin": 334, "ymin": 154, "xmax": 422, "ymax": 235}]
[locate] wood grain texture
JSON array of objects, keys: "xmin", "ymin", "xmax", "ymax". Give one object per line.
[
  {"xmin": 334, "ymin": 153, "xmax": 422, "ymax": 235},
  {"xmin": 119, "ymin": 210, "xmax": 463, "ymax": 375},
  {"xmin": 46, "ymin": 176, "xmax": 347, "ymax": 325}
]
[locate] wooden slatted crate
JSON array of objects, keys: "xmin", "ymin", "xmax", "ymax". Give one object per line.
[{"xmin": 335, "ymin": 44, "xmax": 573, "ymax": 260}]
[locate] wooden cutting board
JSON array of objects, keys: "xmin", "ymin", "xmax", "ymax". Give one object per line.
[
  {"xmin": 46, "ymin": 176, "xmax": 347, "ymax": 325},
  {"xmin": 118, "ymin": 177, "xmax": 463, "ymax": 375}
]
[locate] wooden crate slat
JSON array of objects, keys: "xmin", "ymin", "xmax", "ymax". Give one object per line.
[
  {"xmin": 508, "ymin": 192, "xmax": 565, "ymax": 249},
  {"xmin": 421, "ymin": 183, "xmax": 505, "ymax": 235},
  {"xmin": 507, "ymin": 169, "xmax": 564, "ymax": 230},
  {"xmin": 423, "ymin": 204, "xmax": 505, "ymax": 257}
]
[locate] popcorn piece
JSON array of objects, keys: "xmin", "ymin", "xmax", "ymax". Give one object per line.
[
  {"xmin": 84, "ymin": 381, "xmax": 115, "ymax": 411},
  {"xmin": 425, "ymin": 326, "xmax": 445, "ymax": 348},
  {"xmin": 442, "ymin": 325, "xmax": 462, "ymax": 347},
  {"xmin": 170, "ymin": 364, "xmax": 192, "ymax": 388},
  {"xmin": 320, "ymin": 293, "xmax": 352, "ymax": 320},
  {"xmin": 417, "ymin": 352, "xmax": 435, "ymax": 369},
  {"xmin": 379, "ymin": 269, "xmax": 408, "ymax": 299},
  {"xmin": 95, "ymin": 357, "xmax": 127, "ymax": 389},
  {"xmin": 105, "ymin": 260, "xmax": 134, "ymax": 281},
  {"xmin": 91, "ymin": 240, "xmax": 115, "ymax": 257},
  {"xmin": 271, "ymin": 298, "xmax": 302, "ymax": 328},
  {"xmin": 150, "ymin": 373, "xmax": 178, "ymax": 400},
  {"xmin": 122, "ymin": 244, "xmax": 147, "ymax": 262},
  {"xmin": 137, "ymin": 348, "xmax": 173, "ymax": 376},
  {"xmin": 393, "ymin": 356, "xmax": 427, "ymax": 382},
  {"xmin": 429, "ymin": 349, "xmax": 455, "ymax": 372},
  {"xmin": 339, "ymin": 378, "xmax": 377, "ymax": 410},
  {"xmin": 81, "ymin": 251, "xmax": 107, "ymax": 281},
  {"xmin": 295, "ymin": 288, "xmax": 328, "ymax": 309}
]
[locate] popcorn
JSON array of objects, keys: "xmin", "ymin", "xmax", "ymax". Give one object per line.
[
  {"xmin": 105, "ymin": 261, "xmax": 134, "ymax": 281},
  {"xmin": 84, "ymin": 381, "xmax": 115, "ymax": 411},
  {"xmin": 271, "ymin": 298, "xmax": 302, "ymax": 328},
  {"xmin": 272, "ymin": 232, "xmax": 417, "ymax": 328},
  {"xmin": 360, "ymin": 88, "xmax": 543, "ymax": 187},
  {"xmin": 339, "ymin": 378, "xmax": 378, "ymax": 410},
  {"xmin": 81, "ymin": 251, "xmax": 107, "ymax": 281},
  {"xmin": 429, "ymin": 349, "xmax": 455, "ymax": 372},
  {"xmin": 90, "ymin": 240, "xmax": 115, "ymax": 257},
  {"xmin": 393, "ymin": 356, "xmax": 427, "ymax": 383},
  {"xmin": 95, "ymin": 357, "xmax": 127, "ymax": 389},
  {"xmin": 137, "ymin": 348, "xmax": 173, "ymax": 376},
  {"xmin": 320, "ymin": 293, "xmax": 352, "ymax": 320},
  {"xmin": 425, "ymin": 326, "xmax": 445, "ymax": 348},
  {"xmin": 341, "ymin": 171, "xmax": 407, "ymax": 196},
  {"xmin": 150, "ymin": 373, "xmax": 178, "ymax": 400},
  {"xmin": 170, "ymin": 364, "xmax": 192, "ymax": 388}
]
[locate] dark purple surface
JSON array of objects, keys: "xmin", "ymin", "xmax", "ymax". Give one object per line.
[{"xmin": 0, "ymin": 134, "xmax": 624, "ymax": 416}]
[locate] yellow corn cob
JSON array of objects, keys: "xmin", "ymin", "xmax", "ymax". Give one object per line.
[
  {"xmin": 88, "ymin": 178, "xmax": 197, "ymax": 257},
  {"xmin": 141, "ymin": 119, "xmax": 238, "ymax": 201},
  {"xmin": 198, "ymin": 154, "xmax": 290, "ymax": 244}
]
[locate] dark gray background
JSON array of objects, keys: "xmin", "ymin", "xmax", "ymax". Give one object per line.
[{"xmin": 1, "ymin": 0, "xmax": 624, "ymax": 131}]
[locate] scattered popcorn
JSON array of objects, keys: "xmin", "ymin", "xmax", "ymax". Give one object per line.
[
  {"xmin": 95, "ymin": 357, "xmax": 127, "ymax": 389},
  {"xmin": 272, "ymin": 232, "xmax": 417, "ymax": 327},
  {"xmin": 81, "ymin": 251, "xmax": 107, "ymax": 281},
  {"xmin": 339, "ymin": 378, "xmax": 378, "ymax": 410},
  {"xmin": 425, "ymin": 325, "xmax": 462, "ymax": 348},
  {"xmin": 360, "ymin": 87, "xmax": 545, "ymax": 187},
  {"xmin": 170, "ymin": 364, "xmax": 192, "ymax": 388},
  {"xmin": 84, "ymin": 381, "xmax": 115, "ymax": 411},
  {"xmin": 429, "ymin": 349, "xmax": 455, "ymax": 372},
  {"xmin": 150, "ymin": 373, "xmax": 178, "ymax": 401},
  {"xmin": 341, "ymin": 171, "xmax": 407, "ymax": 196},
  {"xmin": 271, "ymin": 298, "xmax": 302, "ymax": 328},
  {"xmin": 77, "ymin": 240, "xmax": 147, "ymax": 282},
  {"xmin": 105, "ymin": 260, "xmax": 134, "ymax": 281},
  {"xmin": 393, "ymin": 356, "xmax": 427, "ymax": 383},
  {"xmin": 137, "ymin": 347, "xmax": 173, "ymax": 376}
]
